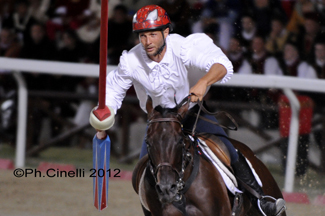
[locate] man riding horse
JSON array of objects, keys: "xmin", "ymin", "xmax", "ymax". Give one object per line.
[{"xmin": 91, "ymin": 5, "xmax": 286, "ymax": 216}]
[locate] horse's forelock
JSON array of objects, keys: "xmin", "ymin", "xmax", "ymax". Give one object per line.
[{"xmin": 154, "ymin": 105, "xmax": 178, "ymax": 118}]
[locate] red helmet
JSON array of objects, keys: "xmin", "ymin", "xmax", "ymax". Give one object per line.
[{"xmin": 133, "ymin": 5, "xmax": 172, "ymax": 33}]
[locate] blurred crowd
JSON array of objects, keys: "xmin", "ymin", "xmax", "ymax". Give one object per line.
[
  {"xmin": 0, "ymin": 0, "xmax": 324, "ymax": 85},
  {"xmin": 0, "ymin": 0, "xmax": 325, "ymax": 172},
  {"xmin": 0, "ymin": 0, "xmax": 324, "ymax": 87}
]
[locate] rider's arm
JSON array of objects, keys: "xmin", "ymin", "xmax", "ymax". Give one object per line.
[
  {"xmin": 92, "ymin": 51, "xmax": 133, "ymax": 138},
  {"xmin": 180, "ymin": 33, "xmax": 233, "ymax": 102},
  {"xmin": 105, "ymin": 51, "xmax": 133, "ymax": 114},
  {"xmin": 190, "ymin": 63, "xmax": 227, "ymax": 102}
]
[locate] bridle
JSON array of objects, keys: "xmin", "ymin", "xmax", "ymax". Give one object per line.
[
  {"xmin": 146, "ymin": 116, "xmax": 193, "ymax": 196},
  {"xmin": 145, "ymin": 112, "xmax": 201, "ymax": 216}
]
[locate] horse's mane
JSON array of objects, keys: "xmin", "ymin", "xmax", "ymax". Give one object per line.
[{"xmin": 154, "ymin": 105, "xmax": 178, "ymax": 118}]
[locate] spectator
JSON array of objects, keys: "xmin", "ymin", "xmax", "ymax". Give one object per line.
[
  {"xmin": 57, "ymin": 29, "xmax": 88, "ymax": 63},
  {"xmin": 123, "ymin": 0, "xmax": 151, "ymax": 15},
  {"xmin": 0, "ymin": 0, "xmax": 16, "ymax": 30},
  {"xmin": 286, "ymin": 0, "xmax": 316, "ymax": 34},
  {"xmin": 0, "ymin": 27, "xmax": 20, "ymax": 143},
  {"xmin": 56, "ymin": 27, "xmax": 90, "ymax": 124},
  {"xmin": 214, "ymin": 35, "xmax": 252, "ymax": 103},
  {"xmin": 265, "ymin": 16, "xmax": 289, "ymax": 59},
  {"xmin": 281, "ymin": 39, "xmax": 317, "ymax": 78},
  {"xmin": 106, "ymin": 4, "xmax": 132, "ymax": 65},
  {"xmin": 314, "ymin": 0, "xmax": 325, "ymax": 28},
  {"xmin": 20, "ymin": 22, "xmax": 56, "ymax": 60},
  {"xmin": 158, "ymin": 0, "xmax": 191, "ymax": 36},
  {"xmin": 280, "ymin": 0, "xmax": 297, "ymax": 19},
  {"xmin": 191, "ymin": 0, "xmax": 240, "ymax": 51},
  {"xmin": 18, "ymin": 22, "xmax": 56, "ymax": 147},
  {"xmin": 280, "ymin": 39, "xmax": 317, "ymax": 177},
  {"xmin": 311, "ymin": 36, "xmax": 325, "ymax": 79},
  {"xmin": 297, "ymin": 12, "xmax": 323, "ymax": 60},
  {"xmin": 249, "ymin": 34, "xmax": 283, "ymax": 75},
  {"xmin": 38, "ymin": 0, "xmax": 60, "ymax": 22},
  {"xmin": 245, "ymin": 0, "xmax": 286, "ymax": 37},
  {"xmin": 227, "ymin": 36, "xmax": 252, "ymax": 74},
  {"xmin": 54, "ymin": 0, "xmax": 92, "ymax": 28},
  {"xmin": 29, "ymin": 0, "xmax": 50, "ymax": 24},
  {"xmin": 2, "ymin": 0, "xmax": 37, "ymax": 44},
  {"xmin": 0, "ymin": 27, "xmax": 20, "ymax": 94},
  {"xmin": 203, "ymin": 28, "xmax": 218, "ymax": 45},
  {"xmin": 74, "ymin": 0, "xmax": 106, "ymax": 63},
  {"xmin": 51, "ymin": 30, "xmax": 87, "ymax": 138},
  {"xmin": 248, "ymin": 34, "xmax": 283, "ymax": 129},
  {"xmin": 0, "ymin": 27, "xmax": 21, "ymax": 57},
  {"xmin": 45, "ymin": 0, "xmax": 93, "ymax": 41},
  {"xmin": 308, "ymin": 35, "xmax": 325, "ymax": 168},
  {"xmin": 75, "ymin": 0, "xmax": 101, "ymax": 47},
  {"xmin": 307, "ymin": 35, "xmax": 325, "ymax": 109},
  {"xmin": 20, "ymin": 22, "xmax": 57, "ymax": 94},
  {"xmin": 237, "ymin": 13, "xmax": 257, "ymax": 52},
  {"xmin": 55, "ymin": 29, "xmax": 85, "ymax": 104}
]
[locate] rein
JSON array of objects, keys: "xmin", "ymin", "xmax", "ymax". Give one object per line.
[
  {"xmin": 175, "ymin": 93, "xmax": 238, "ymax": 136},
  {"xmin": 191, "ymin": 99, "xmax": 238, "ymax": 134}
]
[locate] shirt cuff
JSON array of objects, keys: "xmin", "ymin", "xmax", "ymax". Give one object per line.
[{"xmin": 206, "ymin": 57, "xmax": 233, "ymax": 84}]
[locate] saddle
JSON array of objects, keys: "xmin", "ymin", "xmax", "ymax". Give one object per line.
[
  {"xmin": 197, "ymin": 134, "xmax": 232, "ymax": 169},
  {"xmin": 132, "ymin": 134, "xmax": 233, "ymax": 195}
]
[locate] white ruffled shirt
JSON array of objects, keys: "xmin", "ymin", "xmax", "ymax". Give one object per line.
[{"xmin": 105, "ymin": 33, "xmax": 233, "ymax": 113}]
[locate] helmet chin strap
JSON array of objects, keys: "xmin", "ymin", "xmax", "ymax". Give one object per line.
[{"xmin": 153, "ymin": 30, "xmax": 166, "ymax": 56}]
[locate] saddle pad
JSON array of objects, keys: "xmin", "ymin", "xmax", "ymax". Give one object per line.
[
  {"xmin": 132, "ymin": 154, "xmax": 149, "ymax": 194},
  {"xmin": 139, "ymin": 168, "xmax": 150, "ymax": 211},
  {"xmin": 197, "ymin": 138, "xmax": 242, "ymax": 195},
  {"xmin": 197, "ymin": 137, "xmax": 263, "ymax": 194}
]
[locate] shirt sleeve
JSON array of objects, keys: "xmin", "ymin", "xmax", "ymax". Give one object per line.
[
  {"xmin": 105, "ymin": 51, "xmax": 133, "ymax": 114},
  {"xmin": 180, "ymin": 33, "xmax": 233, "ymax": 83}
]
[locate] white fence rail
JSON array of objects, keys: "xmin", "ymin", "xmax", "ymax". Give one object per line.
[{"xmin": 1, "ymin": 57, "xmax": 325, "ymax": 193}]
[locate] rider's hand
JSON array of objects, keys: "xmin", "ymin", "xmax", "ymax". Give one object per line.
[
  {"xmin": 96, "ymin": 130, "xmax": 107, "ymax": 139},
  {"xmin": 189, "ymin": 79, "xmax": 208, "ymax": 102}
]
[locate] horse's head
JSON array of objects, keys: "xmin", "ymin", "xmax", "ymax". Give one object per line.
[{"xmin": 145, "ymin": 96, "xmax": 190, "ymax": 204}]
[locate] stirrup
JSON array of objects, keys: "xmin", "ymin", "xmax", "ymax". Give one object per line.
[{"xmin": 257, "ymin": 196, "xmax": 286, "ymax": 216}]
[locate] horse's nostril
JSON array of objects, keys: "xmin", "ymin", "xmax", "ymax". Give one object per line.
[{"xmin": 170, "ymin": 184, "xmax": 177, "ymax": 192}]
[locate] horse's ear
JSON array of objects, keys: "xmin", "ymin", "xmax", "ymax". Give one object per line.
[
  {"xmin": 177, "ymin": 100, "xmax": 189, "ymax": 119},
  {"xmin": 146, "ymin": 96, "xmax": 153, "ymax": 117}
]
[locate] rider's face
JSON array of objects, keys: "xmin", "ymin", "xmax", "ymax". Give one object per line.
[{"xmin": 139, "ymin": 29, "xmax": 168, "ymax": 57}]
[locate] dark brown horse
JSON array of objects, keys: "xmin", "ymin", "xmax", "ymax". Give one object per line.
[{"xmin": 132, "ymin": 97, "xmax": 286, "ymax": 216}]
